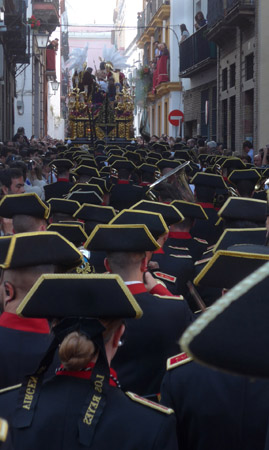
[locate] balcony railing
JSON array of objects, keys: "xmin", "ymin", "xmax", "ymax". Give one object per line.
[
  {"xmin": 208, "ymin": 0, "xmax": 255, "ymax": 29},
  {"xmin": 32, "ymin": 0, "xmax": 59, "ymax": 9},
  {"xmin": 32, "ymin": 0, "xmax": 59, "ymax": 33},
  {"xmin": 137, "ymin": 0, "xmax": 170, "ymax": 40},
  {"xmin": 180, "ymin": 26, "xmax": 217, "ymax": 77}
]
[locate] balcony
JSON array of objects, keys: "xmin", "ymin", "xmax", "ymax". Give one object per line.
[
  {"xmin": 4, "ymin": 0, "xmax": 30, "ymax": 64},
  {"xmin": 32, "ymin": 0, "xmax": 59, "ymax": 33},
  {"xmin": 137, "ymin": 0, "xmax": 170, "ymax": 48},
  {"xmin": 46, "ymin": 48, "xmax": 56, "ymax": 80},
  {"xmin": 179, "ymin": 26, "xmax": 217, "ymax": 77},
  {"xmin": 207, "ymin": 0, "xmax": 255, "ymax": 44}
]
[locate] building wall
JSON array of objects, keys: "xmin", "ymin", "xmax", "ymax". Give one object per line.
[{"xmin": 257, "ymin": 0, "xmax": 269, "ymax": 149}]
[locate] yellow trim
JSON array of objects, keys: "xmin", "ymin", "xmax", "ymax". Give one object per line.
[
  {"xmin": 213, "ymin": 227, "xmax": 267, "ymax": 254},
  {"xmin": 194, "ymin": 257, "xmax": 211, "ymax": 266},
  {"xmin": 153, "ymin": 294, "xmax": 184, "ymax": 300},
  {"xmin": 228, "ymin": 168, "xmax": 261, "ymax": 182},
  {"xmin": 0, "ymin": 419, "xmax": 8, "ymax": 442},
  {"xmin": 130, "ymin": 200, "xmax": 184, "ymax": 223},
  {"xmin": 109, "ymin": 209, "xmax": 169, "ymax": 236},
  {"xmin": 180, "ymin": 261, "xmax": 269, "ymax": 366},
  {"xmin": 16, "ymin": 273, "xmax": 143, "ymax": 319},
  {"xmin": 190, "ymin": 172, "xmax": 227, "ymax": 186},
  {"xmin": 193, "ymin": 237, "xmax": 208, "ymax": 244},
  {"xmin": 84, "ymin": 224, "xmax": 160, "ymax": 250},
  {"xmin": 194, "ymin": 249, "xmax": 269, "ymax": 286},
  {"xmin": 126, "ymin": 392, "xmax": 174, "ymax": 414},
  {"xmin": 0, "ymin": 383, "xmax": 21, "ymax": 394},
  {"xmin": 168, "ymin": 246, "xmax": 189, "ymax": 251},
  {"xmin": 220, "ymin": 157, "xmax": 246, "ymax": 169},
  {"xmin": 47, "ymin": 198, "xmax": 81, "ymax": 208},
  {"xmin": 217, "ymin": 196, "xmax": 267, "ymax": 218},
  {"xmin": 73, "ymin": 165, "xmax": 100, "ymax": 177},
  {"xmin": 47, "ymin": 223, "xmax": 88, "ymax": 240},
  {"xmin": 49, "ymin": 159, "xmax": 74, "ymax": 167},
  {"xmin": 73, "ymin": 203, "xmax": 116, "ymax": 219},
  {"xmin": 171, "ymin": 200, "xmax": 209, "ymax": 220},
  {"xmin": 166, "ymin": 352, "xmax": 192, "ymax": 370},
  {"xmin": 0, "ymin": 193, "xmax": 49, "ymax": 219},
  {"xmin": 67, "ymin": 191, "xmax": 103, "ymax": 204},
  {"xmin": 69, "ymin": 183, "xmax": 104, "ymax": 196},
  {"xmin": 110, "ymin": 159, "xmax": 135, "ymax": 168},
  {"xmin": 169, "ymin": 254, "xmax": 192, "ymax": 259},
  {"xmin": 3, "ymin": 231, "xmax": 83, "ymax": 269}
]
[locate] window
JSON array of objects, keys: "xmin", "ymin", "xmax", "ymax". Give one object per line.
[
  {"xmin": 222, "ymin": 99, "xmax": 228, "ymax": 148},
  {"xmin": 222, "ymin": 68, "xmax": 228, "ymax": 91},
  {"xmin": 230, "ymin": 63, "xmax": 236, "ymax": 88},
  {"xmin": 245, "ymin": 53, "xmax": 254, "ymax": 81},
  {"xmin": 211, "ymin": 86, "xmax": 217, "ymax": 141},
  {"xmin": 201, "ymin": 89, "xmax": 209, "ymax": 139},
  {"xmin": 230, "ymin": 96, "xmax": 236, "ymax": 152}
]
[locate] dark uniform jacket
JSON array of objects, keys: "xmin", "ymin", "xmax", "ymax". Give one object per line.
[
  {"xmin": 0, "ymin": 371, "xmax": 178, "ymax": 450},
  {"xmin": 112, "ymin": 283, "xmax": 193, "ymax": 397},
  {"xmin": 0, "ymin": 313, "xmax": 55, "ymax": 389},
  {"xmin": 161, "ymin": 353, "xmax": 269, "ymax": 450},
  {"xmin": 151, "ymin": 248, "xmax": 195, "ymax": 297},
  {"xmin": 190, "ymin": 202, "xmax": 223, "ymax": 246},
  {"xmin": 164, "ymin": 232, "xmax": 208, "ymax": 262},
  {"xmin": 109, "ymin": 181, "xmax": 144, "ymax": 210},
  {"xmin": 44, "ymin": 179, "xmax": 74, "ymax": 201}
]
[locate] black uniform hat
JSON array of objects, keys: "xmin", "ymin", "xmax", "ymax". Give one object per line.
[
  {"xmin": 198, "ymin": 154, "xmax": 209, "ymax": 164},
  {"xmin": 67, "ymin": 191, "xmax": 103, "ymax": 205},
  {"xmin": 0, "ymin": 193, "xmax": 50, "ymax": 219},
  {"xmin": 180, "ymin": 260, "xmax": 269, "ymax": 378},
  {"xmin": 145, "ymin": 157, "xmax": 159, "ymax": 165},
  {"xmin": 130, "ymin": 199, "xmax": 184, "ymax": 226},
  {"xmin": 228, "ymin": 169, "xmax": 260, "ymax": 186},
  {"xmin": 191, "ymin": 172, "xmax": 227, "ymax": 189},
  {"xmin": 107, "ymin": 149, "xmax": 124, "ymax": 156},
  {"xmin": 173, "ymin": 151, "xmax": 191, "ymax": 162},
  {"xmin": 217, "ymin": 197, "xmax": 267, "ymax": 224},
  {"xmin": 213, "ymin": 228, "xmax": 267, "ymax": 253},
  {"xmin": 17, "ymin": 273, "xmax": 142, "ymax": 319},
  {"xmin": 110, "ymin": 160, "xmax": 136, "ymax": 172},
  {"xmin": 73, "ymin": 204, "xmax": 116, "ymax": 223},
  {"xmin": 106, "ymin": 155, "xmax": 127, "ymax": 165},
  {"xmin": 171, "ymin": 200, "xmax": 208, "ymax": 220},
  {"xmin": 84, "ymin": 224, "xmax": 160, "ymax": 252},
  {"xmin": 147, "ymin": 152, "xmax": 162, "ymax": 160},
  {"xmin": 99, "ymin": 166, "xmax": 111, "ymax": 176},
  {"xmin": 157, "ymin": 159, "xmax": 181, "ymax": 170},
  {"xmin": 73, "ymin": 165, "xmax": 100, "ymax": 178},
  {"xmin": 125, "ymin": 151, "xmax": 142, "ymax": 165},
  {"xmin": 194, "ymin": 247, "xmax": 269, "ymax": 289},
  {"xmin": 47, "ymin": 223, "xmax": 88, "ymax": 246},
  {"xmin": 135, "ymin": 149, "xmax": 147, "ymax": 158},
  {"xmin": 47, "ymin": 198, "xmax": 80, "ymax": 216},
  {"xmin": 0, "ymin": 231, "xmax": 82, "ymax": 269},
  {"xmin": 69, "ymin": 183, "xmax": 104, "ymax": 196},
  {"xmin": 49, "ymin": 159, "xmax": 74, "ymax": 170},
  {"xmin": 220, "ymin": 157, "xmax": 246, "ymax": 170},
  {"xmin": 88, "ymin": 177, "xmax": 111, "ymax": 193},
  {"xmin": 138, "ymin": 163, "xmax": 158, "ymax": 174},
  {"xmin": 109, "ymin": 209, "xmax": 168, "ymax": 240}
]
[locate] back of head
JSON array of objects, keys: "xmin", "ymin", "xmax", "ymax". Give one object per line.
[
  {"xmin": 107, "ymin": 251, "xmax": 145, "ymax": 276},
  {"xmin": 13, "ymin": 215, "xmax": 47, "ymax": 233},
  {"xmin": 195, "ymin": 185, "xmax": 215, "ymax": 203},
  {"xmin": 236, "ymin": 180, "xmax": 255, "ymax": 198}
]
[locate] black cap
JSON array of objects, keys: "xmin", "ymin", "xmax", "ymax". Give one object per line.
[
  {"xmin": 47, "ymin": 198, "xmax": 80, "ymax": 216},
  {"xmin": 173, "ymin": 151, "xmax": 191, "ymax": 161},
  {"xmin": 106, "ymin": 155, "xmax": 127, "ymax": 165},
  {"xmin": 130, "ymin": 199, "xmax": 184, "ymax": 226},
  {"xmin": 171, "ymin": 200, "xmax": 208, "ymax": 220},
  {"xmin": 110, "ymin": 209, "xmax": 168, "ymax": 240},
  {"xmin": 194, "ymin": 247, "xmax": 269, "ymax": 289},
  {"xmin": 88, "ymin": 177, "xmax": 111, "ymax": 193},
  {"xmin": 145, "ymin": 157, "xmax": 159, "ymax": 165},
  {"xmin": 107, "ymin": 149, "xmax": 124, "ymax": 156},
  {"xmin": 67, "ymin": 191, "xmax": 103, "ymax": 205},
  {"xmin": 47, "ymin": 223, "xmax": 88, "ymax": 246},
  {"xmin": 135, "ymin": 149, "xmax": 147, "ymax": 158},
  {"xmin": 157, "ymin": 159, "xmax": 182, "ymax": 170},
  {"xmin": 73, "ymin": 204, "xmax": 116, "ymax": 223},
  {"xmin": 213, "ymin": 228, "xmax": 267, "ymax": 253},
  {"xmin": 228, "ymin": 169, "xmax": 260, "ymax": 186},
  {"xmin": 69, "ymin": 183, "xmax": 104, "ymax": 196},
  {"xmin": 180, "ymin": 261, "xmax": 269, "ymax": 378},
  {"xmin": 49, "ymin": 159, "xmax": 74, "ymax": 170},
  {"xmin": 217, "ymin": 197, "xmax": 267, "ymax": 224},
  {"xmin": 0, "ymin": 232, "xmax": 82, "ymax": 269},
  {"xmin": 111, "ymin": 160, "xmax": 136, "ymax": 172},
  {"xmin": 191, "ymin": 172, "xmax": 227, "ymax": 189},
  {"xmin": 0, "ymin": 193, "xmax": 49, "ymax": 219},
  {"xmin": 17, "ymin": 274, "xmax": 142, "ymax": 320},
  {"xmin": 147, "ymin": 152, "xmax": 162, "ymax": 161},
  {"xmin": 84, "ymin": 224, "xmax": 160, "ymax": 252},
  {"xmin": 73, "ymin": 165, "xmax": 100, "ymax": 177},
  {"xmin": 220, "ymin": 158, "xmax": 246, "ymax": 170},
  {"xmin": 138, "ymin": 163, "xmax": 158, "ymax": 175}
]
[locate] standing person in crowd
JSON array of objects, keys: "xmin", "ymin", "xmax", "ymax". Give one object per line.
[
  {"xmin": 180, "ymin": 24, "xmax": 190, "ymax": 43},
  {"xmin": 242, "ymin": 140, "xmax": 254, "ymax": 163},
  {"xmin": 194, "ymin": 11, "xmax": 207, "ymax": 30}
]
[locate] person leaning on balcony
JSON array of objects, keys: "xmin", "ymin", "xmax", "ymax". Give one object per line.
[
  {"xmin": 180, "ymin": 24, "xmax": 190, "ymax": 43},
  {"xmin": 195, "ymin": 11, "xmax": 207, "ymax": 30}
]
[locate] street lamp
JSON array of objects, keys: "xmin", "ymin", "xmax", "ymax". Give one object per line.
[
  {"xmin": 51, "ymin": 80, "xmax": 60, "ymax": 92},
  {"xmin": 35, "ymin": 31, "xmax": 49, "ymax": 49}
]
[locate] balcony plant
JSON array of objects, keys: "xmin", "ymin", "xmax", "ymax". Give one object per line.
[{"xmin": 27, "ymin": 15, "xmax": 41, "ymax": 31}]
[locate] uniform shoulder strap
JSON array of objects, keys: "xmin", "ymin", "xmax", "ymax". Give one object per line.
[
  {"xmin": 153, "ymin": 294, "xmax": 184, "ymax": 300},
  {"xmin": 0, "ymin": 418, "xmax": 8, "ymax": 443},
  {"xmin": 126, "ymin": 392, "xmax": 174, "ymax": 415},
  {"xmin": 0, "ymin": 383, "xmax": 22, "ymax": 394},
  {"xmin": 167, "ymin": 352, "xmax": 192, "ymax": 371},
  {"xmin": 193, "ymin": 237, "xmax": 208, "ymax": 244}
]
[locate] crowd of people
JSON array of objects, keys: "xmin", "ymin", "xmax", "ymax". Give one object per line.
[{"xmin": 0, "ymin": 130, "xmax": 268, "ymax": 449}]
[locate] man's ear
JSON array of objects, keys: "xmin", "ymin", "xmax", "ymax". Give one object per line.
[
  {"xmin": 3, "ymin": 281, "xmax": 15, "ymax": 307},
  {"xmin": 2, "ymin": 186, "xmax": 8, "ymax": 195},
  {"xmin": 140, "ymin": 256, "xmax": 147, "ymax": 273},
  {"xmin": 104, "ymin": 257, "xmax": 112, "ymax": 273},
  {"xmin": 112, "ymin": 323, "xmax": 125, "ymax": 349}
]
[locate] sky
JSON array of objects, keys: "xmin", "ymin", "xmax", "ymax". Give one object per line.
[{"xmin": 65, "ymin": 0, "xmax": 116, "ymax": 25}]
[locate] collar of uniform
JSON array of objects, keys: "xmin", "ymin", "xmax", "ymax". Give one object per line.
[
  {"xmin": 139, "ymin": 182, "xmax": 150, "ymax": 186},
  {"xmin": 117, "ymin": 180, "xmax": 129, "ymax": 185},
  {"xmin": 57, "ymin": 177, "xmax": 70, "ymax": 182},
  {"xmin": 168, "ymin": 231, "xmax": 192, "ymax": 240},
  {"xmin": 56, "ymin": 362, "xmax": 118, "ymax": 386},
  {"xmin": 0, "ymin": 312, "xmax": 49, "ymax": 334},
  {"xmin": 197, "ymin": 202, "xmax": 215, "ymax": 209},
  {"xmin": 125, "ymin": 282, "xmax": 148, "ymax": 295},
  {"xmin": 154, "ymin": 247, "xmax": 165, "ymax": 254}
]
